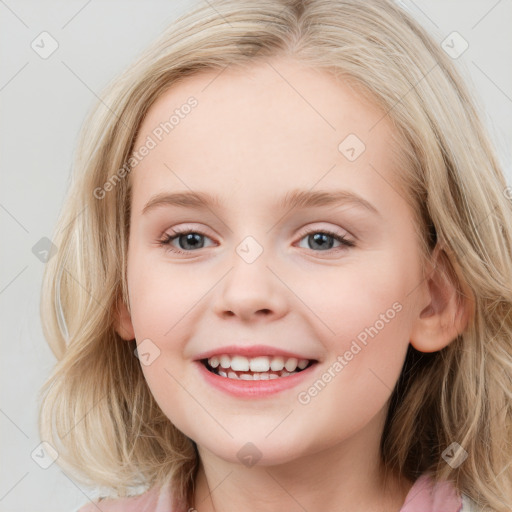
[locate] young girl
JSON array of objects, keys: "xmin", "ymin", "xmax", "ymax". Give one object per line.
[{"xmin": 38, "ymin": 0, "xmax": 512, "ymax": 511}]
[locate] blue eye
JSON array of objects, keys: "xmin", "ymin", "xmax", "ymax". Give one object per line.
[
  {"xmin": 158, "ymin": 228, "xmax": 355, "ymax": 255},
  {"xmin": 158, "ymin": 229, "xmax": 214, "ymax": 255},
  {"xmin": 297, "ymin": 230, "xmax": 355, "ymax": 252}
]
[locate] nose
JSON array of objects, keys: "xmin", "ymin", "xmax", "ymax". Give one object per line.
[{"xmin": 213, "ymin": 251, "xmax": 289, "ymax": 323}]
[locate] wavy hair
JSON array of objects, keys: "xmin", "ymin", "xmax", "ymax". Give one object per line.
[{"xmin": 38, "ymin": 0, "xmax": 512, "ymax": 509}]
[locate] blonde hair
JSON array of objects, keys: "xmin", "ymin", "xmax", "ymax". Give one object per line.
[{"xmin": 38, "ymin": 0, "xmax": 512, "ymax": 509}]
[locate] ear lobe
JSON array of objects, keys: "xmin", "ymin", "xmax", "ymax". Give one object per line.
[
  {"xmin": 113, "ymin": 297, "xmax": 135, "ymax": 341},
  {"xmin": 410, "ymin": 244, "xmax": 472, "ymax": 353}
]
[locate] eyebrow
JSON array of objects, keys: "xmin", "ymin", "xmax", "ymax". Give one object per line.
[{"xmin": 141, "ymin": 189, "xmax": 380, "ymax": 216}]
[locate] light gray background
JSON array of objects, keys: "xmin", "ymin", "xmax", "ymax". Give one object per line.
[{"xmin": 1, "ymin": 1, "xmax": 511, "ymax": 511}]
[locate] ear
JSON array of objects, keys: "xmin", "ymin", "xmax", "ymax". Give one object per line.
[
  {"xmin": 113, "ymin": 297, "xmax": 135, "ymax": 341},
  {"xmin": 410, "ymin": 243, "xmax": 473, "ymax": 353}
]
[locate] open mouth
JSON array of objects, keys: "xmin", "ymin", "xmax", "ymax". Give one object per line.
[{"xmin": 201, "ymin": 355, "xmax": 317, "ymax": 380}]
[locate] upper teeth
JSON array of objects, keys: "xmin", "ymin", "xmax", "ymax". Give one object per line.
[{"xmin": 208, "ymin": 355, "xmax": 310, "ymax": 373}]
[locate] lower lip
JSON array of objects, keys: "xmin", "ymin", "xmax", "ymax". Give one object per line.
[{"xmin": 195, "ymin": 360, "xmax": 318, "ymax": 398}]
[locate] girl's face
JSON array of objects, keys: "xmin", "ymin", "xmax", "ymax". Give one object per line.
[{"xmin": 119, "ymin": 58, "xmax": 431, "ymax": 466}]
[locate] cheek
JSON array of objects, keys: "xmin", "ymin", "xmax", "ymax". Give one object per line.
[
  {"xmin": 127, "ymin": 257, "xmax": 205, "ymax": 337},
  {"xmin": 126, "ymin": 256, "xmax": 210, "ymax": 400},
  {"xmin": 296, "ymin": 264, "xmax": 412, "ymax": 439},
  {"xmin": 295, "ymin": 249, "xmax": 414, "ymax": 339},
  {"xmin": 308, "ymin": 249, "xmax": 417, "ymax": 383}
]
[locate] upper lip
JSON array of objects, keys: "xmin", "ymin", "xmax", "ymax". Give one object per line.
[{"xmin": 194, "ymin": 344, "xmax": 318, "ymax": 361}]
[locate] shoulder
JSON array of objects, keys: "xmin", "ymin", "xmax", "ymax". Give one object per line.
[
  {"xmin": 76, "ymin": 480, "xmax": 179, "ymax": 512},
  {"xmin": 460, "ymin": 493, "xmax": 481, "ymax": 512},
  {"xmin": 76, "ymin": 490, "xmax": 157, "ymax": 512},
  {"xmin": 400, "ymin": 473, "xmax": 462, "ymax": 512}
]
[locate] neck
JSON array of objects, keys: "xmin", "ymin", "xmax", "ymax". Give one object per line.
[{"xmin": 191, "ymin": 409, "xmax": 413, "ymax": 512}]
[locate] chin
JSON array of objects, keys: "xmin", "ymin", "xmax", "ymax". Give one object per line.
[{"xmin": 195, "ymin": 433, "xmax": 313, "ymax": 468}]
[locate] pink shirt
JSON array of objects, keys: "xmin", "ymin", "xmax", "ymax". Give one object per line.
[{"xmin": 77, "ymin": 473, "xmax": 472, "ymax": 511}]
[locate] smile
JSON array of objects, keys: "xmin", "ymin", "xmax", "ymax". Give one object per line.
[
  {"xmin": 203, "ymin": 354, "xmax": 314, "ymax": 380},
  {"xmin": 195, "ymin": 352, "xmax": 320, "ymax": 398}
]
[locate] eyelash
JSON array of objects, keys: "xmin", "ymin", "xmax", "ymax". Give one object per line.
[{"xmin": 157, "ymin": 226, "xmax": 355, "ymax": 256}]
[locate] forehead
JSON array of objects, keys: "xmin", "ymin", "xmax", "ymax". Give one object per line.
[{"xmin": 129, "ymin": 57, "xmax": 405, "ymax": 211}]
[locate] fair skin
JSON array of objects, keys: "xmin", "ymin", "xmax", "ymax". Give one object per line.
[{"xmin": 115, "ymin": 57, "xmax": 469, "ymax": 512}]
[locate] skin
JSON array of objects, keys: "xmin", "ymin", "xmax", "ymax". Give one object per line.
[{"xmin": 115, "ymin": 57, "xmax": 469, "ymax": 512}]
